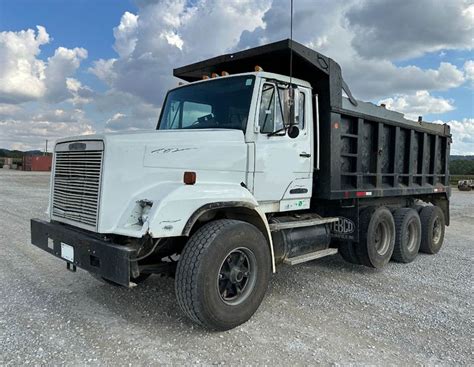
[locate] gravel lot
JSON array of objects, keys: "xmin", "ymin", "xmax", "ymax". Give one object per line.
[{"xmin": 0, "ymin": 170, "xmax": 472, "ymax": 365}]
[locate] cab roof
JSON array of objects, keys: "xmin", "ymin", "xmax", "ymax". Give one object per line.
[{"xmin": 173, "ymin": 39, "xmax": 357, "ymax": 108}]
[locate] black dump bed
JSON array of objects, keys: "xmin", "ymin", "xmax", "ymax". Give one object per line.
[{"xmin": 174, "ymin": 39, "xmax": 451, "ymax": 201}]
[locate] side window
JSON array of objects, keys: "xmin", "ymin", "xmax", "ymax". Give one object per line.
[
  {"xmin": 259, "ymin": 84, "xmax": 275, "ymax": 133},
  {"xmin": 259, "ymin": 83, "xmax": 284, "ymax": 134},
  {"xmin": 298, "ymin": 91, "xmax": 305, "ymax": 129}
]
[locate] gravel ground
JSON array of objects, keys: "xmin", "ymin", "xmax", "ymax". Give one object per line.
[{"xmin": 0, "ymin": 170, "xmax": 472, "ymax": 366}]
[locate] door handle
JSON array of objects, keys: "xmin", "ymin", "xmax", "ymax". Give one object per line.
[{"xmin": 300, "ymin": 152, "xmax": 311, "ymax": 158}]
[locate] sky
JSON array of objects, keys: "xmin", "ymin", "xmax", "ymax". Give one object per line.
[{"xmin": 0, "ymin": 0, "xmax": 473, "ymax": 154}]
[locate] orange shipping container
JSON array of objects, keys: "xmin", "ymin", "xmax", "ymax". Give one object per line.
[{"xmin": 23, "ymin": 156, "xmax": 52, "ymax": 171}]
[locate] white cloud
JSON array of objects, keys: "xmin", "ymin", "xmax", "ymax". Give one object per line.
[
  {"xmin": 346, "ymin": 0, "xmax": 474, "ymax": 60},
  {"xmin": 379, "ymin": 91, "xmax": 455, "ymax": 121},
  {"xmin": 464, "ymin": 60, "xmax": 474, "ymax": 84},
  {"xmin": 162, "ymin": 31, "xmax": 184, "ymax": 50},
  {"xmin": 105, "ymin": 111, "xmax": 156, "ymax": 131},
  {"xmin": 234, "ymin": 0, "xmax": 468, "ymax": 100},
  {"xmin": 0, "ymin": 105, "xmax": 95, "ymax": 150},
  {"xmin": 90, "ymin": 0, "xmax": 270, "ymax": 105},
  {"xmin": 89, "ymin": 58, "xmax": 117, "ymax": 84},
  {"xmin": 66, "ymin": 78, "xmax": 95, "ymax": 106},
  {"xmin": 0, "ymin": 26, "xmax": 49, "ymax": 103},
  {"xmin": 113, "ymin": 12, "xmax": 139, "ymax": 57},
  {"xmin": 0, "ymin": 26, "xmax": 90, "ymax": 106},
  {"xmin": 101, "ymin": 93, "xmax": 160, "ymax": 131},
  {"xmin": 0, "ymin": 103, "xmax": 21, "ymax": 117},
  {"xmin": 32, "ymin": 108, "xmax": 87, "ymax": 123},
  {"xmin": 44, "ymin": 46, "xmax": 88, "ymax": 103},
  {"xmin": 346, "ymin": 60, "xmax": 466, "ymax": 100}
]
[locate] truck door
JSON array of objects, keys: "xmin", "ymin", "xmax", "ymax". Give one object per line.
[{"xmin": 252, "ymin": 81, "xmax": 313, "ymax": 209}]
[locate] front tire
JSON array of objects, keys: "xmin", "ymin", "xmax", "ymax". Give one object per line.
[{"xmin": 175, "ymin": 219, "xmax": 271, "ymax": 331}]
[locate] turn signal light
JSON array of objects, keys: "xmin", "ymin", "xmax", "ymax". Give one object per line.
[{"xmin": 184, "ymin": 171, "xmax": 196, "ymax": 185}]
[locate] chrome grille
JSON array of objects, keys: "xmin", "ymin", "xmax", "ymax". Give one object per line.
[{"xmin": 52, "ymin": 142, "xmax": 103, "ymax": 228}]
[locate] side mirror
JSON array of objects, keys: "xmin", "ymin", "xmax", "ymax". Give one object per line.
[
  {"xmin": 293, "ymin": 89, "xmax": 300, "ymax": 123},
  {"xmin": 288, "ymin": 125, "xmax": 300, "ymax": 139},
  {"xmin": 284, "ymin": 86, "xmax": 299, "ymax": 126}
]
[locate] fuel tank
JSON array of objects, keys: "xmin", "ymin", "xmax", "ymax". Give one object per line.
[{"xmin": 270, "ymin": 215, "xmax": 331, "ymax": 264}]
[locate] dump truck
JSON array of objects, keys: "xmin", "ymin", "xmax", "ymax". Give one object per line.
[{"xmin": 31, "ymin": 40, "xmax": 451, "ymax": 330}]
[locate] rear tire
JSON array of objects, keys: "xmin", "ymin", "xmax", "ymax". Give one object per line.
[
  {"xmin": 419, "ymin": 206, "xmax": 445, "ymax": 254},
  {"xmin": 175, "ymin": 219, "xmax": 271, "ymax": 331},
  {"xmin": 392, "ymin": 208, "xmax": 421, "ymax": 263},
  {"xmin": 357, "ymin": 207, "xmax": 395, "ymax": 268}
]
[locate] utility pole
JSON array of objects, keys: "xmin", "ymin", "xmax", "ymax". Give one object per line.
[{"xmin": 45, "ymin": 140, "xmax": 48, "ymax": 156}]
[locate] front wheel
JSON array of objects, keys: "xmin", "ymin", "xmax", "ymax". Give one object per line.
[{"xmin": 175, "ymin": 219, "xmax": 271, "ymax": 331}]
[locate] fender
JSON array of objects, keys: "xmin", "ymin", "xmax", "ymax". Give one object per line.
[
  {"xmin": 146, "ymin": 183, "xmax": 258, "ymax": 237},
  {"xmin": 182, "ymin": 201, "xmax": 276, "ymax": 272}
]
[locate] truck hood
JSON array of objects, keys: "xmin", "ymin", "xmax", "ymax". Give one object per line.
[
  {"xmin": 56, "ymin": 129, "xmax": 248, "ymax": 171},
  {"xmin": 53, "ymin": 129, "xmax": 250, "ymax": 234}
]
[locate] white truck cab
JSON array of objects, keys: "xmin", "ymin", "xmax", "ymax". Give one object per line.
[
  {"xmin": 56, "ymin": 72, "xmax": 315, "ymax": 240},
  {"xmin": 31, "ymin": 40, "xmax": 450, "ymax": 331}
]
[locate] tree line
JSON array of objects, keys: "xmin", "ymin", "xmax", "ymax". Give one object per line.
[{"xmin": 450, "ymin": 159, "xmax": 474, "ymax": 175}]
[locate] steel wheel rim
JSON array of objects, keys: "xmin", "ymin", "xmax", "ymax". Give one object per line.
[
  {"xmin": 432, "ymin": 218, "xmax": 442, "ymax": 244},
  {"xmin": 406, "ymin": 220, "xmax": 418, "ymax": 252},
  {"xmin": 217, "ymin": 247, "xmax": 257, "ymax": 306},
  {"xmin": 374, "ymin": 221, "xmax": 390, "ymax": 255}
]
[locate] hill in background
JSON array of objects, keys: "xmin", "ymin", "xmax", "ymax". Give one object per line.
[
  {"xmin": 0, "ymin": 149, "xmax": 45, "ymax": 158},
  {"xmin": 450, "ymin": 155, "xmax": 474, "ymax": 161}
]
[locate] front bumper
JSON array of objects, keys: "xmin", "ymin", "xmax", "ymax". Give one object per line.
[{"xmin": 30, "ymin": 219, "xmax": 136, "ymax": 286}]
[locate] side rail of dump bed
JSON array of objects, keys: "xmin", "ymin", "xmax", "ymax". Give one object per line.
[{"xmin": 315, "ymin": 102, "xmax": 451, "ymax": 200}]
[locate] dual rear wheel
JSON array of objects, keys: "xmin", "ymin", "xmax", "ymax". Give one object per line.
[{"xmin": 339, "ymin": 205, "xmax": 445, "ymax": 267}]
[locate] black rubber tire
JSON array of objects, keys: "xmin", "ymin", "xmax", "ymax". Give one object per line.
[
  {"xmin": 392, "ymin": 208, "xmax": 421, "ymax": 263},
  {"xmin": 356, "ymin": 206, "xmax": 395, "ymax": 269},
  {"xmin": 175, "ymin": 219, "xmax": 271, "ymax": 331},
  {"xmin": 419, "ymin": 206, "xmax": 445, "ymax": 254},
  {"xmin": 338, "ymin": 240, "xmax": 360, "ymax": 265}
]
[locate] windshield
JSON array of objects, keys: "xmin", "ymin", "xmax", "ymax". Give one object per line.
[{"xmin": 157, "ymin": 76, "xmax": 255, "ymax": 131}]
